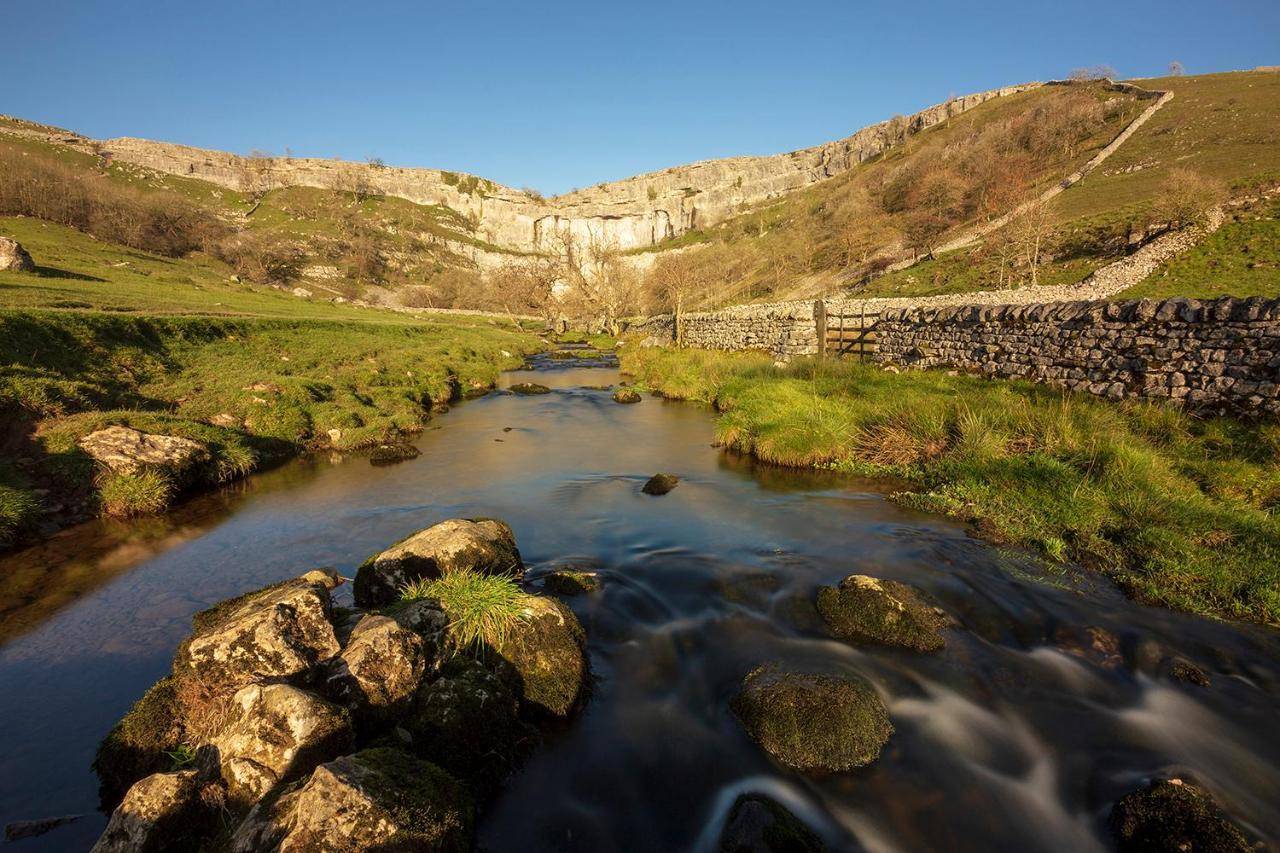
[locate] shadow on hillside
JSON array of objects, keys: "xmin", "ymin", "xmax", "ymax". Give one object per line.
[{"xmin": 30, "ymin": 265, "xmax": 106, "ymax": 282}]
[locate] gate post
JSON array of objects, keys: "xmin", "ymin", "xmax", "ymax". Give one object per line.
[{"xmin": 814, "ymin": 300, "xmax": 827, "ymax": 359}]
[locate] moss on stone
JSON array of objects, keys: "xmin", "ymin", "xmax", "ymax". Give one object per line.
[
  {"xmin": 93, "ymin": 676, "xmax": 185, "ymax": 808},
  {"xmin": 404, "ymin": 657, "xmax": 523, "ymax": 797},
  {"xmin": 721, "ymin": 793, "xmax": 827, "ymax": 853},
  {"xmin": 815, "ymin": 575, "xmax": 950, "ymax": 653},
  {"xmin": 509, "ymin": 382, "xmax": 551, "ymax": 395},
  {"xmin": 642, "ymin": 473, "xmax": 680, "ymax": 495},
  {"xmin": 353, "ymin": 748, "xmax": 474, "ymax": 853},
  {"xmin": 613, "ymin": 387, "xmax": 642, "ymax": 404},
  {"xmin": 1110, "ymin": 778, "xmax": 1252, "ymax": 852},
  {"xmin": 543, "ymin": 570, "xmax": 601, "ymax": 596},
  {"xmin": 731, "ymin": 666, "xmax": 892, "ymax": 772},
  {"xmin": 1166, "ymin": 657, "xmax": 1211, "ymax": 687},
  {"xmin": 369, "ymin": 443, "xmax": 421, "ymax": 466},
  {"xmin": 494, "ymin": 596, "xmax": 589, "ymax": 718}
]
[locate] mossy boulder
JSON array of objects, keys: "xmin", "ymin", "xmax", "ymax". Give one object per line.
[
  {"xmin": 494, "ymin": 595, "xmax": 590, "ymax": 718},
  {"xmin": 403, "ymin": 657, "xmax": 524, "ymax": 796},
  {"xmin": 642, "ymin": 473, "xmax": 680, "ymax": 495},
  {"xmin": 731, "ymin": 667, "xmax": 892, "ymax": 772},
  {"xmin": 720, "ymin": 793, "xmax": 828, "ymax": 853},
  {"xmin": 543, "ymin": 570, "xmax": 602, "ymax": 596},
  {"xmin": 211, "ymin": 683, "xmax": 353, "ymax": 807},
  {"xmin": 613, "ymin": 388, "xmax": 642, "ymax": 404},
  {"xmin": 174, "ymin": 570, "xmax": 342, "ymax": 693},
  {"xmin": 229, "ymin": 748, "xmax": 473, "ymax": 853},
  {"xmin": 815, "ymin": 575, "xmax": 950, "ymax": 653},
  {"xmin": 325, "ymin": 614, "xmax": 436, "ymax": 724},
  {"xmin": 354, "ymin": 518, "xmax": 524, "ymax": 608},
  {"xmin": 369, "ymin": 443, "xmax": 420, "ymax": 466},
  {"xmin": 93, "ymin": 677, "xmax": 185, "ymax": 808},
  {"xmin": 1110, "ymin": 778, "xmax": 1253, "ymax": 852},
  {"xmin": 509, "ymin": 382, "xmax": 552, "ymax": 395},
  {"xmin": 1165, "ymin": 657, "xmax": 1211, "ymax": 687}
]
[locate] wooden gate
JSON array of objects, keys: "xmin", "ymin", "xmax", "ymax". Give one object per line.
[{"xmin": 815, "ymin": 301, "xmax": 879, "ymax": 359}]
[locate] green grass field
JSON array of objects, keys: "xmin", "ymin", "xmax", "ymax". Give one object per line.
[{"xmin": 622, "ymin": 347, "xmax": 1280, "ymax": 626}]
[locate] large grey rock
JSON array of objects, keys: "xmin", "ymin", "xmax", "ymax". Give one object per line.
[
  {"xmin": 77, "ymin": 426, "xmax": 209, "ymax": 478},
  {"xmin": 731, "ymin": 667, "xmax": 892, "ymax": 772},
  {"xmin": 0, "ymin": 237, "xmax": 33, "ymax": 272},
  {"xmin": 91, "ymin": 770, "xmax": 209, "ymax": 853},
  {"xmin": 229, "ymin": 748, "xmax": 472, "ymax": 853},
  {"xmin": 212, "ymin": 683, "xmax": 352, "ymax": 807},
  {"xmin": 325, "ymin": 614, "xmax": 436, "ymax": 722},
  {"xmin": 353, "ymin": 518, "xmax": 524, "ymax": 607},
  {"xmin": 174, "ymin": 571, "xmax": 342, "ymax": 693}
]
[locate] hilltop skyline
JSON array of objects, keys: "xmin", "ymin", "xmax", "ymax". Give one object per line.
[{"xmin": 4, "ymin": 0, "xmax": 1278, "ymax": 194}]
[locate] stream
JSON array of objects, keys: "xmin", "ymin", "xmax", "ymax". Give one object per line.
[{"xmin": 0, "ymin": 354, "xmax": 1278, "ymax": 851}]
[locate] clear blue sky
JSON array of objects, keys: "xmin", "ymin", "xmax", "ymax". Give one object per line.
[{"xmin": 4, "ymin": 1, "xmax": 1276, "ymax": 195}]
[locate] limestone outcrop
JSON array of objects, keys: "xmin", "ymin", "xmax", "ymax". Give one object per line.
[
  {"xmin": 5, "ymin": 84, "xmax": 1035, "ymax": 254},
  {"xmin": 77, "ymin": 426, "xmax": 209, "ymax": 478},
  {"xmin": 0, "ymin": 237, "xmax": 34, "ymax": 272}
]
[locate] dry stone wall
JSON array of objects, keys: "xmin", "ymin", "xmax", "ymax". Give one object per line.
[
  {"xmin": 873, "ymin": 297, "xmax": 1280, "ymax": 414},
  {"xmin": 629, "ymin": 302, "xmax": 818, "ymax": 358}
]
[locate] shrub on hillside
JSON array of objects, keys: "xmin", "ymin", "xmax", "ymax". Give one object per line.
[
  {"xmin": 0, "ymin": 141, "xmax": 227, "ymax": 257},
  {"xmin": 1150, "ymin": 168, "xmax": 1228, "ymax": 229}
]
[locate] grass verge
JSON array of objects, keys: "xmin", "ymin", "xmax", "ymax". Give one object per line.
[
  {"xmin": 1, "ymin": 310, "xmax": 540, "ymax": 544},
  {"xmin": 622, "ymin": 346, "xmax": 1280, "ymax": 625}
]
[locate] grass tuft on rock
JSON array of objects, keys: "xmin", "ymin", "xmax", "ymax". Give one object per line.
[
  {"xmin": 623, "ymin": 346, "xmax": 1280, "ymax": 625},
  {"xmin": 97, "ymin": 469, "xmax": 174, "ymax": 517},
  {"xmin": 400, "ymin": 570, "xmax": 528, "ymax": 653}
]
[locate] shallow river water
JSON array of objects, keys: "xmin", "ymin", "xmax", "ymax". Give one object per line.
[{"xmin": 1, "ymin": 356, "xmax": 1278, "ymax": 851}]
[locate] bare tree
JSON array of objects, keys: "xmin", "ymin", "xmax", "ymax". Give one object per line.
[
  {"xmin": 1150, "ymin": 167, "xmax": 1226, "ymax": 229},
  {"xmin": 1168, "ymin": 61, "xmax": 1185, "ymax": 77},
  {"xmin": 548, "ymin": 229, "xmax": 640, "ymax": 333},
  {"xmin": 1010, "ymin": 195, "xmax": 1054, "ymax": 287},
  {"xmin": 238, "ymin": 150, "xmax": 276, "ymax": 213},
  {"xmin": 1068, "ymin": 65, "xmax": 1118, "ymax": 82},
  {"xmin": 648, "ymin": 252, "xmax": 711, "ymax": 345}
]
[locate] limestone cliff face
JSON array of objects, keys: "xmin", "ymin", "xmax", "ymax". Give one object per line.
[{"xmin": 22, "ymin": 83, "xmax": 1038, "ymax": 253}]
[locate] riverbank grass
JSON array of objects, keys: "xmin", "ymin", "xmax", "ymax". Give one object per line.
[
  {"xmin": 622, "ymin": 347, "xmax": 1280, "ymax": 625},
  {"xmin": 1, "ymin": 310, "xmax": 540, "ymax": 542}
]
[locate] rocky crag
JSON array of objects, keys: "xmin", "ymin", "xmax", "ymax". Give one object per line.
[{"xmin": 1, "ymin": 83, "xmax": 1034, "ymax": 255}]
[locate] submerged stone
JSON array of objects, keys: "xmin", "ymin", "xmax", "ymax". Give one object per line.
[
  {"xmin": 1165, "ymin": 657, "xmax": 1211, "ymax": 687},
  {"xmin": 368, "ymin": 443, "xmax": 420, "ymax": 466},
  {"xmin": 613, "ymin": 388, "xmax": 642, "ymax": 404},
  {"xmin": 720, "ymin": 793, "xmax": 828, "ymax": 853},
  {"xmin": 543, "ymin": 570, "xmax": 602, "ymax": 596},
  {"xmin": 816, "ymin": 575, "xmax": 950, "ymax": 653},
  {"xmin": 509, "ymin": 382, "xmax": 552, "ymax": 395},
  {"xmin": 642, "ymin": 473, "xmax": 680, "ymax": 495},
  {"xmin": 229, "ymin": 748, "xmax": 473, "ymax": 853},
  {"xmin": 731, "ymin": 666, "xmax": 892, "ymax": 772},
  {"xmin": 354, "ymin": 518, "xmax": 524, "ymax": 607},
  {"xmin": 1110, "ymin": 778, "xmax": 1253, "ymax": 852}
]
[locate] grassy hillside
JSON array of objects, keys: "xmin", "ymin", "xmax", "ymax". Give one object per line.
[
  {"xmin": 642, "ymin": 70, "xmax": 1280, "ymax": 310},
  {"xmin": 621, "ymin": 347, "xmax": 1280, "ymax": 626}
]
